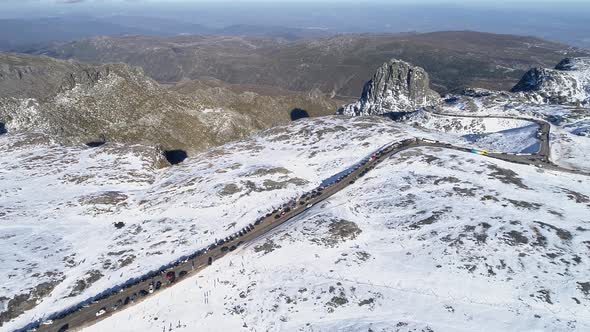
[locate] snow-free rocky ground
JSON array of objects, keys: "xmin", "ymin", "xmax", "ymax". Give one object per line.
[{"xmin": 1, "ymin": 112, "xmax": 589, "ymax": 331}]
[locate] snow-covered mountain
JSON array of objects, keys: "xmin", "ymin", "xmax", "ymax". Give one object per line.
[
  {"xmin": 512, "ymin": 57, "xmax": 590, "ymax": 106},
  {"xmin": 340, "ymin": 57, "xmax": 590, "ymax": 172},
  {"xmin": 338, "ymin": 59, "xmax": 440, "ymax": 116},
  {"xmin": 1, "ymin": 55, "xmax": 590, "ymax": 332},
  {"xmin": 340, "ymin": 57, "xmax": 590, "ymax": 117}
]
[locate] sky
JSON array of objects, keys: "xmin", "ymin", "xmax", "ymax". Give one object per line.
[{"xmin": 2, "ymin": 0, "xmax": 589, "ymax": 15}]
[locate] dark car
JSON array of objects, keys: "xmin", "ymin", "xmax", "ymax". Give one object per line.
[
  {"xmin": 155, "ymin": 280, "xmax": 162, "ymax": 289},
  {"xmin": 139, "ymin": 290, "xmax": 149, "ymax": 297},
  {"xmin": 221, "ymin": 246, "xmax": 229, "ymax": 252},
  {"xmin": 112, "ymin": 299, "xmax": 122, "ymax": 310},
  {"xmin": 58, "ymin": 324, "xmax": 69, "ymax": 332},
  {"xmin": 179, "ymin": 270, "xmax": 188, "ymax": 278},
  {"xmin": 165, "ymin": 271, "xmax": 176, "ymax": 283},
  {"xmin": 124, "ymin": 296, "xmax": 130, "ymax": 305},
  {"xmin": 274, "ymin": 215, "xmax": 280, "ymax": 219},
  {"xmin": 255, "ymin": 219, "xmax": 262, "ymax": 225}
]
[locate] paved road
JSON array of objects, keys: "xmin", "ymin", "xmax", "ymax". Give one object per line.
[{"xmin": 22, "ymin": 114, "xmax": 588, "ymax": 332}]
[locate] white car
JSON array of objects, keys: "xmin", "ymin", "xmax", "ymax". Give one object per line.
[
  {"xmin": 96, "ymin": 308, "xmax": 107, "ymax": 316},
  {"xmin": 41, "ymin": 320, "xmax": 53, "ymax": 325},
  {"xmin": 307, "ymin": 203, "xmax": 313, "ymax": 208}
]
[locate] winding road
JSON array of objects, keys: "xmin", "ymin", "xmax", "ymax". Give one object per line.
[{"xmin": 20, "ymin": 113, "xmax": 588, "ymax": 332}]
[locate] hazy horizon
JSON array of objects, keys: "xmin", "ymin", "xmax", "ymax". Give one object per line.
[{"xmin": 0, "ymin": 0, "xmax": 589, "ymax": 49}]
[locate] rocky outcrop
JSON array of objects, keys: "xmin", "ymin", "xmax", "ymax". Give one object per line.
[
  {"xmin": 0, "ymin": 53, "xmax": 338, "ymax": 156},
  {"xmin": 338, "ymin": 59, "xmax": 440, "ymax": 116},
  {"xmin": 511, "ymin": 57, "xmax": 590, "ymax": 105},
  {"xmin": 0, "ymin": 52, "xmax": 265, "ymax": 155}
]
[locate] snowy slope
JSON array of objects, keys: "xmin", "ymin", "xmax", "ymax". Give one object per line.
[
  {"xmin": 404, "ymin": 110, "xmax": 540, "ymax": 153},
  {"xmin": 3, "ymin": 57, "xmax": 590, "ymax": 332},
  {"xmin": 85, "ymin": 147, "xmax": 590, "ymax": 332},
  {"xmin": 3, "ymin": 116, "xmax": 461, "ymax": 330},
  {"xmin": 439, "ymin": 96, "xmax": 590, "ymax": 171}
]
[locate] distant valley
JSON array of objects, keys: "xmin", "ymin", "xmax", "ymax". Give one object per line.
[{"xmin": 26, "ymin": 31, "xmax": 590, "ymax": 96}]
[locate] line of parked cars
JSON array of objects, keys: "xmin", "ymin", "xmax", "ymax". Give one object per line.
[{"xmin": 29, "ymin": 141, "xmax": 414, "ymax": 332}]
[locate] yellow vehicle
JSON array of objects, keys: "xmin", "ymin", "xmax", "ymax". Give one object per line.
[{"xmin": 470, "ymin": 149, "xmax": 489, "ymax": 155}]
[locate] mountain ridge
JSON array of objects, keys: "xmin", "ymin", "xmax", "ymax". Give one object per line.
[
  {"xmin": 0, "ymin": 52, "xmax": 339, "ymax": 159},
  {"xmin": 24, "ymin": 31, "xmax": 590, "ymax": 96}
]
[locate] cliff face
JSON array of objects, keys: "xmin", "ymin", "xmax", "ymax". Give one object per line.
[
  {"xmin": 338, "ymin": 59, "xmax": 440, "ymax": 116},
  {"xmin": 511, "ymin": 57, "xmax": 590, "ymax": 106}
]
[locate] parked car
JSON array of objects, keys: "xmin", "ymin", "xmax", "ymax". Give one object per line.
[
  {"xmin": 112, "ymin": 299, "xmax": 122, "ymax": 310},
  {"xmin": 179, "ymin": 270, "xmax": 188, "ymax": 278},
  {"xmin": 96, "ymin": 308, "xmax": 107, "ymax": 317},
  {"xmin": 165, "ymin": 271, "xmax": 176, "ymax": 283}
]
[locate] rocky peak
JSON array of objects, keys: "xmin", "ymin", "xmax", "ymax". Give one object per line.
[
  {"xmin": 511, "ymin": 57, "xmax": 590, "ymax": 105},
  {"xmin": 0, "ymin": 53, "xmax": 156, "ymax": 102},
  {"xmin": 338, "ymin": 59, "xmax": 440, "ymax": 116},
  {"xmin": 555, "ymin": 57, "xmax": 590, "ymax": 71}
]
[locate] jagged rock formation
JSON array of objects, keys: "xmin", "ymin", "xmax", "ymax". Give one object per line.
[
  {"xmin": 511, "ymin": 57, "xmax": 590, "ymax": 105},
  {"xmin": 341, "ymin": 57, "xmax": 590, "ymax": 118},
  {"xmin": 338, "ymin": 59, "xmax": 440, "ymax": 116}
]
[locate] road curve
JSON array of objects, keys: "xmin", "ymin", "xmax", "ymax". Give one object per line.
[{"xmin": 19, "ymin": 116, "xmax": 589, "ymax": 332}]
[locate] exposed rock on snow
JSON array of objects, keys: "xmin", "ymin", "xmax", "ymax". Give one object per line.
[
  {"xmin": 511, "ymin": 57, "xmax": 590, "ymax": 105},
  {"xmin": 338, "ymin": 59, "xmax": 440, "ymax": 116},
  {"xmin": 341, "ymin": 57, "xmax": 590, "ymax": 170}
]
